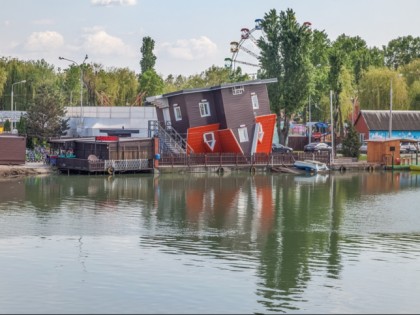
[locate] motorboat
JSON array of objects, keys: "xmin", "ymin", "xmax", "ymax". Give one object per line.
[{"xmin": 293, "ymin": 160, "xmax": 329, "ymax": 173}]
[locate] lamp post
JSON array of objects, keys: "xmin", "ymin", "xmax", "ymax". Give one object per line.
[
  {"xmin": 389, "ymin": 79, "xmax": 393, "ymax": 139},
  {"xmin": 59, "ymin": 54, "xmax": 88, "ymax": 134},
  {"xmin": 11, "ymin": 80, "xmax": 26, "ymax": 130},
  {"xmin": 308, "ymin": 95, "xmax": 312, "ymax": 144}
]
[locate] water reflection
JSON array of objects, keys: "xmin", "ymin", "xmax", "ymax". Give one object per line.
[{"xmin": 1, "ymin": 171, "xmax": 420, "ymax": 313}]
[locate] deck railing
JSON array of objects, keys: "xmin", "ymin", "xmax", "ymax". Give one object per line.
[
  {"xmin": 56, "ymin": 157, "xmax": 152, "ymax": 173},
  {"xmin": 159, "ymin": 152, "xmax": 330, "ymax": 167}
]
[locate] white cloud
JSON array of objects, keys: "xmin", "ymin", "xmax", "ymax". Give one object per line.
[
  {"xmin": 158, "ymin": 36, "xmax": 218, "ymax": 61},
  {"xmin": 82, "ymin": 28, "xmax": 132, "ymax": 56},
  {"xmin": 91, "ymin": 0, "xmax": 136, "ymax": 6},
  {"xmin": 24, "ymin": 31, "xmax": 64, "ymax": 51}
]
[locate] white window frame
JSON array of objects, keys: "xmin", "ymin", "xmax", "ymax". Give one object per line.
[
  {"xmin": 199, "ymin": 101, "xmax": 211, "ymax": 117},
  {"xmin": 238, "ymin": 126, "xmax": 249, "ymax": 143},
  {"xmin": 203, "ymin": 132, "xmax": 216, "ymax": 151},
  {"xmin": 251, "ymin": 93, "xmax": 259, "ymax": 109},
  {"xmin": 232, "ymin": 85, "xmax": 244, "ymax": 95},
  {"xmin": 257, "ymin": 122, "xmax": 264, "ymax": 143},
  {"xmin": 173, "ymin": 105, "xmax": 182, "ymax": 121}
]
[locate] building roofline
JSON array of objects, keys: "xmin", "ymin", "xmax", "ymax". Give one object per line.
[{"xmin": 159, "ymin": 78, "xmax": 278, "ymax": 98}]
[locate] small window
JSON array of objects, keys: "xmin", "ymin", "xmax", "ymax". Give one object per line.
[
  {"xmin": 203, "ymin": 132, "xmax": 216, "ymax": 151},
  {"xmin": 251, "ymin": 93, "xmax": 259, "ymax": 109},
  {"xmin": 199, "ymin": 101, "xmax": 211, "ymax": 117},
  {"xmin": 173, "ymin": 106, "xmax": 182, "ymax": 121},
  {"xmin": 232, "ymin": 86, "xmax": 244, "ymax": 95},
  {"xmin": 238, "ymin": 127, "xmax": 249, "ymax": 143},
  {"xmin": 257, "ymin": 123, "xmax": 264, "ymax": 143}
]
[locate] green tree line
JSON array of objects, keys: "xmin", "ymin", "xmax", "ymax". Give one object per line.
[{"xmin": 2, "ymin": 8, "xmax": 420, "ymax": 145}]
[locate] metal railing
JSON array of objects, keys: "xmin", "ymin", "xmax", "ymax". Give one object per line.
[
  {"xmin": 148, "ymin": 120, "xmax": 194, "ymax": 154},
  {"xmin": 159, "ymin": 151, "xmax": 330, "ymax": 167}
]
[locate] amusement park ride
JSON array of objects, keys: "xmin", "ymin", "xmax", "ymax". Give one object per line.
[
  {"xmin": 225, "ymin": 19, "xmax": 312, "ymax": 79},
  {"xmin": 225, "ymin": 19, "xmax": 265, "ymax": 79}
]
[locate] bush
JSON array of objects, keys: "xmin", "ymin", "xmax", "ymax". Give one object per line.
[{"xmin": 342, "ymin": 124, "xmax": 361, "ymax": 158}]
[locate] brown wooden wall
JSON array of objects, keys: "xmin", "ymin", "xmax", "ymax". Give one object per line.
[
  {"xmin": 72, "ymin": 139, "xmax": 154, "ymax": 161},
  {"xmin": 0, "ymin": 135, "xmax": 26, "ymax": 165},
  {"xmin": 367, "ymin": 139, "xmax": 400, "ymax": 164}
]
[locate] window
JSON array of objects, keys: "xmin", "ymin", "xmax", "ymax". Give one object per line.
[
  {"xmin": 199, "ymin": 101, "xmax": 211, "ymax": 117},
  {"xmin": 173, "ymin": 105, "xmax": 182, "ymax": 121},
  {"xmin": 203, "ymin": 132, "xmax": 216, "ymax": 151},
  {"xmin": 251, "ymin": 93, "xmax": 259, "ymax": 109},
  {"xmin": 257, "ymin": 123, "xmax": 264, "ymax": 143},
  {"xmin": 232, "ymin": 85, "xmax": 244, "ymax": 95},
  {"xmin": 238, "ymin": 126, "xmax": 249, "ymax": 143}
]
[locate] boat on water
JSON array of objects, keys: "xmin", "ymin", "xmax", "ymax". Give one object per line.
[{"xmin": 293, "ymin": 160, "xmax": 329, "ymax": 173}]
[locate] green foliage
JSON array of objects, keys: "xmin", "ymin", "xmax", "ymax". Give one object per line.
[
  {"xmin": 341, "ymin": 124, "xmax": 361, "ymax": 158},
  {"xmin": 359, "ymin": 67, "xmax": 408, "ymax": 110},
  {"xmin": 138, "ymin": 69, "xmax": 164, "ymax": 99},
  {"xmin": 16, "ymin": 114, "xmax": 26, "ymax": 135},
  {"xmin": 384, "ymin": 36, "xmax": 420, "ymax": 70},
  {"xmin": 25, "ymin": 83, "xmax": 69, "ymax": 142},
  {"xmin": 259, "ymin": 8, "xmax": 312, "ymax": 143},
  {"xmin": 0, "ymin": 66, "xmax": 7, "ymax": 97},
  {"xmin": 3, "ymin": 119, "xmax": 11, "ymax": 132},
  {"xmin": 140, "ymin": 36, "xmax": 157, "ymax": 74}
]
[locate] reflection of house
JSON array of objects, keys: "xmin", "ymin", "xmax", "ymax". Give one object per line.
[
  {"xmin": 354, "ymin": 110, "xmax": 420, "ymax": 141},
  {"xmin": 147, "ymin": 79, "xmax": 278, "ymax": 155}
]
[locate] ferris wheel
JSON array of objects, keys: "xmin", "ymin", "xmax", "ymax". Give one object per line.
[{"xmin": 225, "ymin": 18, "xmax": 265, "ymax": 79}]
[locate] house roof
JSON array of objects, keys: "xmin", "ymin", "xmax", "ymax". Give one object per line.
[
  {"xmin": 357, "ymin": 110, "xmax": 420, "ymax": 131},
  {"xmin": 146, "ymin": 78, "xmax": 278, "ymax": 107}
]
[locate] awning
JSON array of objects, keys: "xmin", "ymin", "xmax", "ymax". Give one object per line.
[{"xmin": 315, "ymin": 122, "xmax": 328, "ymax": 128}]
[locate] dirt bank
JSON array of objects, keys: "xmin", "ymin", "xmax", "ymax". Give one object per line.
[{"xmin": 0, "ymin": 163, "xmax": 53, "ymax": 179}]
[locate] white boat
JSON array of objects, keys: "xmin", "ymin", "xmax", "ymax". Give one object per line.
[{"xmin": 293, "ymin": 160, "xmax": 329, "ymax": 173}]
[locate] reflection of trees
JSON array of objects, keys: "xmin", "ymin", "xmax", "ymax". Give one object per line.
[{"xmin": 5, "ymin": 171, "xmax": 420, "ymax": 312}]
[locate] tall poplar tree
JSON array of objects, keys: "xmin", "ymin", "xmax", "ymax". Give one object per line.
[
  {"xmin": 139, "ymin": 36, "xmax": 157, "ymax": 74},
  {"xmin": 138, "ymin": 36, "xmax": 163, "ymax": 103}
]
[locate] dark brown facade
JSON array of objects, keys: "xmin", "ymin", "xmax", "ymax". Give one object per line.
[
  {"xmin": 49, "ymin": 137, "xmax": 154, "ymax": 160},
  {"xmin": 150, "ymin": 78, "xmax": 277, "ymax": 155},
  {"xmin": 0, "ymin": 135, "xmax": 26, "ymax": 165}
]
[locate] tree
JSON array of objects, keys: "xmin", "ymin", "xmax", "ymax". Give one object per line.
[
  {"xmin": 16, "ymin": 114, "xmax": 26, "ymax": 135},
  {"xmin": 400, "ymin": 58, "xmax": 420, "ymax": 109},
  {"xmin": 25, "ymin": 84, "xmax": 69, "ymax": 142},
  {"xmin": 259, "ymin": 8, "xmax": 312, "ymax": 144},
  {"xmin": 138, "ymin": 69, "xmax": 164, "ymax": 102},
  {"xmin": 384, "ymin": 36, "xmax": 420, "ymax": 70},
  {"xmin": 341, "ymin": 124, "xmax": 361, "ymax": 158},
  {"xmin": 3, "ymin": 119, "xmax": 11, "ymax": 132},
  {"xmin": 358, "ymin": 67, "xmax": 408, "ymax": 110},
  {"xmin": 140, "ymin": 36, "xmax": 157, "ymax": 74}
]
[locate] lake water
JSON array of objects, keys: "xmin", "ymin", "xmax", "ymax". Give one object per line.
[{"xmin": 1, "ymin": 171, "xmax": 420, "ymax": 314}]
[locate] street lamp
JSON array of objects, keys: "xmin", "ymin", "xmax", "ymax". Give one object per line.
[
  {"xmin": 11, "ymin": 80, "xmax": 26, "ymax": 130},
  {"xmin": 58, "ymin": 54, "xmax": 88, "ymax": 133}
]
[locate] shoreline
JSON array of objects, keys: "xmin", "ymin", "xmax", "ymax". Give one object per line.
[{"xmin": 0, "ymin": 162, "xmax": 53, "ymax": 179}]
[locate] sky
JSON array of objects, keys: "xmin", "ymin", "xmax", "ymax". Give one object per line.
[{"xmin": 1, "ymin": 0, "xmax": 420, "ymax": 78}]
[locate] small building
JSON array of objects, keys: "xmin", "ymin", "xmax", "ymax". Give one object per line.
[
  {"xmin": 354, "ymin": 110, "xmax": 420, "ymax": 141},
  {"xmin": 0, "ymin": 134, "xmax": 26, "ymax": 165},
  {"xmin": 366, "ymin": 139, "xmax": 401, "ymax": 165},
  {"xmin": 147, "ymin": 78, "xmax": 278, "ymax": 155},
  {"xmin": 48, "ymin": 136, "xmax": 157, "ymax": 174}
]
